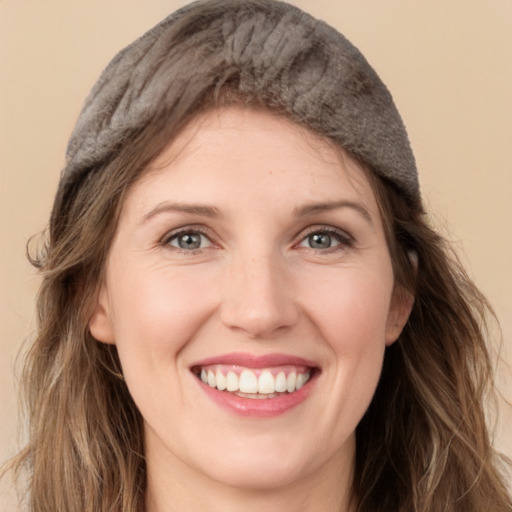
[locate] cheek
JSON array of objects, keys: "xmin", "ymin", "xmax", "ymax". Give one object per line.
[
  {"xmin": 302, "ymin": 266, "xmax": 393, "ymax": 352},
  {"xmin": 300, "ymin": 267, "xmax": 392, "ymax": 420},
  {"xmin": 322, "ymin": 282, "xmax": 389, "ymax": 388},
  {"xmin": 107, "ymin": 263, "xmax": 217, "ymax": 378}
]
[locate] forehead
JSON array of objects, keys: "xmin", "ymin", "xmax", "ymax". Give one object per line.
[{"xmin": 124, "ymin": 107, "xmax": 380, "ymax": 219}]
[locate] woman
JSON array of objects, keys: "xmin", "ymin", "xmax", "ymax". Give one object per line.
[{"xmin": 3, "ymin": 0, "xmax": 511, "ymax": 510}]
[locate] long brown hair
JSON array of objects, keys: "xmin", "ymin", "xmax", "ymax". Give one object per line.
[
  {"xmin": 354, "ymin": 168, "xmax": 511, "ymax": 511},
  {"xmin": 3, "ymin": 1, "xmax": 511, "ymax": 510}
]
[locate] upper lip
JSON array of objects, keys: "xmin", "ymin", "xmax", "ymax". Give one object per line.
[{"xmin": 191, "ymin": 352, "xmax": 319, "ymax": 369}]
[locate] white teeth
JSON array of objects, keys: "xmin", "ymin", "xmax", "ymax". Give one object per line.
[
  {"xmin": 216, "ymin": 369, "xmax": 227, "ymax": 391},
  {"xmin": 275, "ymin": 371, "xmax": 287, "ymax": 392},
  {"xmin": 286, "ymin": 372, "xmax": 297, "ymax": 393},
  {"xmin": 200, "ymin": 367, "xmax": 312, "ymax": 395},
  {"xmin": 239, "ymin": 369, "xmax": 258, "ymax": 393},
  {"xmin": 258, "ymin": 370, "xmax": 275, "ymax": 394},
  {"xmin": 226, "ymin": 371, "xmax": 239, "ymax": 392},
  {"xmin": 296, "ymin": 372, "xmax": 308, "ymax": 390}
]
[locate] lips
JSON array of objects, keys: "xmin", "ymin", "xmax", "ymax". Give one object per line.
[{"xmin": 190, "ymin": 352, "xmax": 319, "ymax": 417}]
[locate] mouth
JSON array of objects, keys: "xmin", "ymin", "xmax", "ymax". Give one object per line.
[
  {"xmin": 192, "ymin": 364, "xmax": 313, "ymax": 398},
  {"xmin": 190, "ymin": 353, "xmax": 320, "ymax": 416}
]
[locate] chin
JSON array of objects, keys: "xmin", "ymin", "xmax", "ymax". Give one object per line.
[{"xmin": 200, "ymin": 454, "xmax": 312, "ymax": 491}]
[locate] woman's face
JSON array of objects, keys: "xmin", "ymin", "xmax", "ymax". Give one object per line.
[{"xmin": 90, "ymin": 107, "xmax": 411, "ymax": 493}]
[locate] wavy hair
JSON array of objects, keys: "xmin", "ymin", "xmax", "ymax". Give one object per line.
[
  {"xmin": 354, "ymin": 168, "xmax": 511, "ymax": 511},
  {"xmin": 3, "ymin": 1, "xmax": 511, "ymax": 511}
]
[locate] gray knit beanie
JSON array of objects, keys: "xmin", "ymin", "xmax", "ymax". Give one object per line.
[{"xmin": 57, "ymin": 0, "xmax": 419, "ymax": 214}]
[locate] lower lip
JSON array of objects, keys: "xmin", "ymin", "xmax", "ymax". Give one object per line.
[{"xmin": 195, "ymin": 372, "xmax": 318, "ymax": 418}]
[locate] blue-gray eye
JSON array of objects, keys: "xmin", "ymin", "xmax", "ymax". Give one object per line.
[
  {"xmin": 299, "ymin": 230, "xmax": 348, "ymax": 250},
  {"xmin": 308, "ymin": 233, "xmax": 334, "ymax": 249},
  {"xmin": 168, "ymin": 231, "xmax": 211, "ymax": 250}
]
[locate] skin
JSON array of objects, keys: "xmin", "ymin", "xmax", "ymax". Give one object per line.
[{"xmin": 89, "ymin": 107, "xmax": 412, "ymax": 512}]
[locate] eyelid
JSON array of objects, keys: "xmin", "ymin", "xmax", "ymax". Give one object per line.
[
  {"xmin": 160, "ymin": 224, "xmax": 218, "ymax": 247},
  {"xmin": 294, "ymin": 225, "xmax": 355, "ymax": 250},
  {"xmin": 298, "ymin": 225, "xmax": 354, "ymax": 242}
]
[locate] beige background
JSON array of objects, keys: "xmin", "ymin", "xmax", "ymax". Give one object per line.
[{"xmin": 1, "ymin": 0, "xmax": 511, "ymax": 506}]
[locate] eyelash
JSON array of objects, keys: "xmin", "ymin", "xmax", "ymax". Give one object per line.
[
  {"xmin": 161, "ymin": 226, "xmax": 216, "ymax": 255},
  {"xmin": 160, "ymin": 225, "xmax": 354, "ymax": 255},
  {"xmin": 296, "ymin": 226, "xmax": 354, "ymax": 253}
]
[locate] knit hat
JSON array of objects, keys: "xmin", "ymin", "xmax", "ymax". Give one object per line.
[{"xmin": 57, "ymin": 0, "xmax": 419, "ymax": 210}]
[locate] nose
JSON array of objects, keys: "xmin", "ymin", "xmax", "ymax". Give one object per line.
[{"xmin": 220, "ymin": 251, "xmax": 299, "ymax": 339}]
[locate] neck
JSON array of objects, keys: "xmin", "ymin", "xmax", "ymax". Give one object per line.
[{"xmin": 145, "ymin": 437, "xmax": 356, "ymax": 512}]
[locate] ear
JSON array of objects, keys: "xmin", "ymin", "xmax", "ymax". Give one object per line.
[
  {"xmin": 89, "ymin": 285, "xmax": 115, "ymax": 345},
  {"xmin": 385, "ymin": 285, "xmax": 414, "ymax": 346}
]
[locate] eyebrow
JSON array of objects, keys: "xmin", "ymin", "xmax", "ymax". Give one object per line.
[
  {"xmin": 139, "ymin": 199, "xmax": 373, "ymax": 225},
  {"xmin": 139, "ymin": 202, "xmax": 222, "ymax": 224},
  {"xmin": 294, "ymin": 200, "xmax": 373, "ymax": 225}
]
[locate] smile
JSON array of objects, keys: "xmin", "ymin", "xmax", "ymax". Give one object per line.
[
  {"xmin": 197, "ymin": 365, "xmax": 312, "ymax": 398},
  {"xmin": 190, "ymin": 353, "xmax": 319, "ymax": 417}
]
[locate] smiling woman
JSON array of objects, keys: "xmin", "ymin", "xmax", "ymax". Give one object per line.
[
  {"xmin": 88, "ymin": 109, "xmax": 408, "ymax": 504},
  {"xmin": 2, "ymin": 1, "xmax": 511, "ymax": 511}
]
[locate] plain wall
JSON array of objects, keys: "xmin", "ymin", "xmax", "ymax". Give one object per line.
[{"xmin": 1, "ymin": 0, "xmax": 511, "ymax": 507}]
